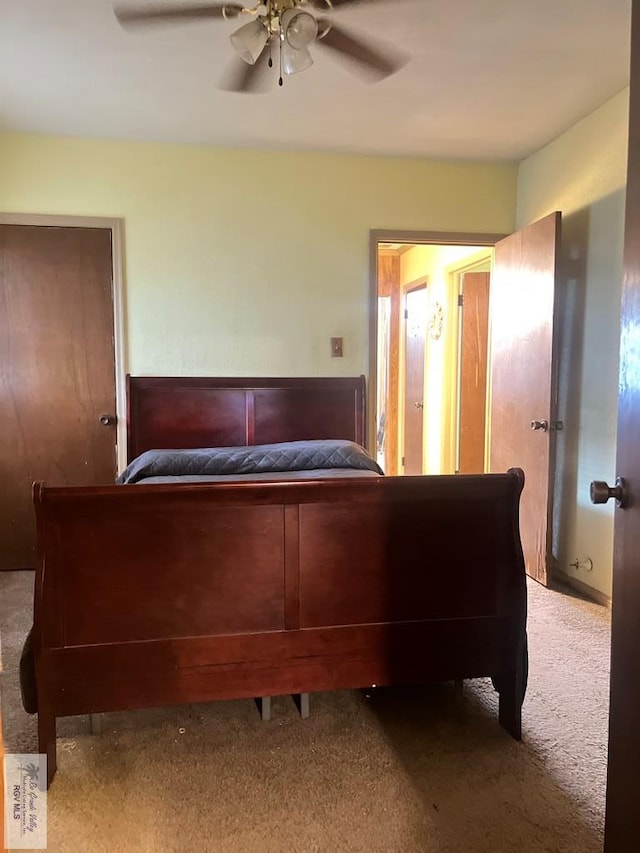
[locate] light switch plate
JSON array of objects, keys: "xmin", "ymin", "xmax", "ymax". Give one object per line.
[{"xmin": 331, "ymin": 337, "xmax": 343, "ymax": 358}]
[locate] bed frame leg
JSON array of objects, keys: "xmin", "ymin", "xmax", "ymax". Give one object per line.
[
  {"xmin": 498, "ymin": 681, "xmax": 522, "ymax": 740},
  {"xmin": 293, "ymin": 693, "xmax": 310, "ymax": 719},
  {"xmin": 496, "ymin": 641, "xmax": 526, "ymax": 741},
  {"xmin": 89, "ymin": 713, "xmax": 102, "ymax": 735},
  {"xmin": 255, "ymin": 697, "xmax": 271, "ymax": 722},
  {"xmin": 38, "ymin": 706, "xmax": 57, "ymax": 789}
]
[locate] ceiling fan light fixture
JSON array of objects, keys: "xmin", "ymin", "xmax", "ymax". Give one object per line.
[
  {"xmin": 114, "ymin": 0, "xmax": 407, "ymax": 93},
  {"xmin": 281, "ymin": 8, "xmax": 318, "ymax": 51},
  {"xmin": 281, "ymin": 43, "xmax": 314, "ymax": 76},
  {"xmin": 230, "ymin": 18, "xmax": 268, "ymax": 65}
]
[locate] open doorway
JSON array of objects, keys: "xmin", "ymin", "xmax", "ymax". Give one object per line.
[
  {"xmin": 374, "ymin": 237, "xmax": 494, "ymax": 477},
  {"xmin": 370, "ymin": 216, "xmax": 562, "ymax": 589}
]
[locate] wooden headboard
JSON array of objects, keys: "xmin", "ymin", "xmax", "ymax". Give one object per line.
[{"xmin": 126, "ymin": 376, "xmax": 366, "ymax": 462}]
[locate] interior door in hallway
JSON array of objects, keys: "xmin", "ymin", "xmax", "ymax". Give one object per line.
[
  {"xmin": 604, "ymin": 1, "xmax": 640, "ymax": 845},
  {"xmin": 403, "ymin": 285, "xmax": 426, "ymax": 474},
  {"xmin": 489, "ymin": 212, "xmax": 561, "ymax": 586},
  {"xmin": 0, "ymin": 225, "xmax": 117, "ymax": 570},
  {"xmin": 458, "ymin": 271, "xmax": 490, "ymax": 474}
]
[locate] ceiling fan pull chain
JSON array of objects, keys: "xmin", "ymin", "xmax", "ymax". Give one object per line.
[
  {"xmin": 266, "ymin": 3, "xmax": 273, "ymax": 67},
  {"xmin": 279, "ymin": 31, "xmax": 284, "ymax": 86}
]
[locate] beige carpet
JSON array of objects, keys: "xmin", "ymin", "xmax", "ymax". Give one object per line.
[{"xmin": 0, "ymin": 572, "xmax": 610, "ymax": 853}]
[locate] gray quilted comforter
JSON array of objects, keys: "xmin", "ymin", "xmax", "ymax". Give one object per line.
[{"xmin": 118, "ymin": 439, "xmax": 384, "ymax": 484}]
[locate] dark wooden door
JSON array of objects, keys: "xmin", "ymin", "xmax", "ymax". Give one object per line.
[
  {"xmin": 0, "ymin": 225, "xmax": 117, "ymax": 570},
  {"xmin": 489, "ymin": 212, "xmax": 561, "ymax": 585},
  {"xmin": 604, "ymin": 3, "xmax": 640, "ymax": 846},
  {"xmin": 403, "ymin": 286, "xmax": 426, "ymax": 474},
  {"xmin": 458, "ymin": 271, "xmax": 490, "ymax": 474}
]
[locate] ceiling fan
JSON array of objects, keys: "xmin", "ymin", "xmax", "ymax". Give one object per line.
[{"xmin": 114, "ymin": 0, "xmax": 408, "ymax": 93}]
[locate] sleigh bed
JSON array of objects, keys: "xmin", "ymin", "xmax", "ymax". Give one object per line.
[{"xmin": 25, "ymin": 375, "xmax": 528, "ymax": 786}]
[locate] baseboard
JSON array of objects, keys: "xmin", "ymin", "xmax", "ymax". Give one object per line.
[{"xmin": 552, "ymin": 570, "xmax": 612, "ymax": 609}]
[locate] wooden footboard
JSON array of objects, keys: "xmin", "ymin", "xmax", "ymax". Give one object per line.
[{"xmin": 32, "ymin": 470, "xmax": 526, "ymax": 786}]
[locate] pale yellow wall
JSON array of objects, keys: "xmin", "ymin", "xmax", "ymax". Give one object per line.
[
  {"xmin": 0, "ymin": 132, "xmax": 517, "ymax": 380},
  {"xmin": 399, "ymin": 244, "xmax": 489, "ymax": 474},
  {"xmin": 517, "ymin": 88, "xmax": 629, "ymax": 598}
]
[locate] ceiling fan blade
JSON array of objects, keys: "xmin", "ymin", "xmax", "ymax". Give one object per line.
[
  {"xmin": 219, "ymin": 47, "xmax": 272, "ymax": 93},
  {"xmin": 115, "ymin": 3, "xmax": 244, "ymax": 28},
  {"xmin": 315, "ymin": 20, "xmax": 407, "ymax": 80},
  {"xmin": 310, "ymin": 0, "xmax": 391, "ymax": 7}
]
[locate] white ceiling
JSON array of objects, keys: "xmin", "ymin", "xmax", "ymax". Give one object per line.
[{"xmin": 0, "ymin": 0, "xmax": 631, "ymax": 161}]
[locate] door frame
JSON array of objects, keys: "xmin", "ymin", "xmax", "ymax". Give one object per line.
[
  {"xmin": 0, "ymin": 213, "xmax": 127, "ymax": 472},
  {"xmin": 369, "ymin": 230, "xmax": 507, "ymax": 456},
  {"xmin": 399, "ymin": 278, "xmax": 428, "ymax": 474},
  {"xmin": 448, "ymin": 252, "xmax": 494, "ymax": 474}
]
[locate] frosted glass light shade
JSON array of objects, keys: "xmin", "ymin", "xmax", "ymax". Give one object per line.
[
  {"xmin": 282, "ymin": 43, "xmax": 314, "ymax": 76},
  {"xmin": 230, "ymin": 19, "xmax": 268, "ymax": 65},
  {"xmin": 281, "ymin": 9, "xmax": 318, "ymax": 50}
]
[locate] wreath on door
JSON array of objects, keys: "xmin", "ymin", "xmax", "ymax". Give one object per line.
[{"xmin": 428, "ymin": 301, "xmax": 444, "ymax": 340}]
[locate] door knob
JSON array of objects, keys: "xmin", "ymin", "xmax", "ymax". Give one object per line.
[
  {"xmin": 530, "ymin": 419, "xmax": 549, "ymax": 432},
  {"xmin": 98, "ymin": 414, "xmax": 116, "ymax": 426},
  {"xmin": 590, "ymin": 477, "xmax": 628, "ymax": 509},
  {"xmin": 414, "ymin": 401, "xmax": 424, "ymax": 409}
]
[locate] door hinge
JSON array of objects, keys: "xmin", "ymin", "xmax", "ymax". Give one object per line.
[
  {"xmin": 404, "ymin": 308, "xmax": 409, "ymax": 320},
  {"xmin": 401, "ymin": 456, "xmax": 406, "ymax": 467},
  {"xmin": 458, "ymin": 294, "xmax": 464, "ymax": 307}
]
